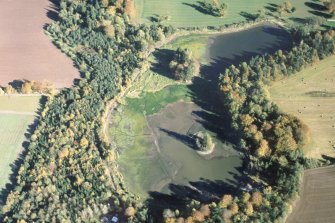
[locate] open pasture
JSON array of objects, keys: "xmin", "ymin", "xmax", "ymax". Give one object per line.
[
  {"xmin": 135, "ymin": 0, "xmax": 313, "ymax": 27},
  {"xmin": 270, "ymin": 55, "xmax": 335, "ymax": 158},
  {"xmin": 0, "ymin": 95, "xmax": 40, "ymax": 191}
]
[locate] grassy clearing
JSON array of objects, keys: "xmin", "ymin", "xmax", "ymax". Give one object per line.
[
  {"xmin": 127, "ymin": 33, "xmax": 210, "ymax": 98},
  {"xmin": 286, "ymin": 166, "xmax": 335, "ymax": 223},
  {"xmin": 0, "ymin": 95, "xmax": 40, "ymax": 112},
  {"xmin": 269, "ymin": 55, "xmax": 335, "ymax": 158},
  {"xmin": 0, "ymin": 95, "xmax": 40, "ymax": 190},
  {"xmin": 135, "ymin": 0, "xmax": 313, "ymax": 27}
]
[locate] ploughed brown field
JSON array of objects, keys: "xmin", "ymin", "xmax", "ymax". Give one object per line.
[
  {"xmin": 0, "ymin": 0, "xmax": 78, "ymax": 88},
  {"xmin": 286, "ymin": 166, "xmax": 335, "ymax": 223}
]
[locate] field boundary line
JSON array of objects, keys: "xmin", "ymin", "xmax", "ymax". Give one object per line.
[{"xmin": 0, "ymin": 110, "xmax": 36, "ymax": 116}]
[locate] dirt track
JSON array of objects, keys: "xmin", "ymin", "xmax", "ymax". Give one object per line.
[
  {"xmin": 0, "ymin": 0, "xmax": 78, "ymax": 88},
  {"xmin": 286, "ymin": 166, "xmax": 335, "ymax": 223}
]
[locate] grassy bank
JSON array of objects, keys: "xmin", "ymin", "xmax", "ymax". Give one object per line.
[
  {"xmin": 135, "ymin": 0, "xmax": 314, "ymax": 27},
  {"xmin": 0, "ymin": 95, "xmax": 40, "ymax": 190},
  {"xmin": 270, "ymin": 55, "xmax": 335, "ymax": 158}
]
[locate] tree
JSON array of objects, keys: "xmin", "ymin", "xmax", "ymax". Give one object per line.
[
  {"xmin": 192, "ymin": 211, "xmax": 205, "ymax": 222},
  {"xmin": 245, "ymin": 202, "xmax": 253, "ymax": 216},
  {"xmin": 202, "ymin": 0, "xmax": 228, "ymax": 17},
  {"xmin": 277, "ymin": 1, "xmax": 295, "ymax": 15},
  {"xmin": 229, "ymin": 202, "xmax": 239, "ymax": 215},
  {"xmin": 256, "ymin": 139, "xmax": 270, "ymax": 157},
  {"xmin": 21, "ymin": 81, "xmax": 33, "ymax": 94},
  {"xmin": 200, "ymin": 205, "xmax": 211, "ymax": 217},
  {"xmin": 322, "ymin": 0, "xmax": 335, "ymax": 15},
  {"xmin": 169, "ymin": 48, "xmax": 197, "ymax": 81},
  {"xmin": 194, "ymin": 131, "xmax": 214, "ymax": 152},
  {"xmin": 219, "ymin": 194, "xmax": 233, "ymax": 208},
  {"xmin": 125, "ymin": 206, "xmax": 136, "ymax": 218},
  {"xmin": 251, "ymin": 191, "xmax": 263, "ymax": 207},
  {"xmin": 4, "ymin": 85, "xmax": 16, "ymax": 94},
  {"xmin": 104, "ymin": 24, "xmax": 115, "ymax": 38}
]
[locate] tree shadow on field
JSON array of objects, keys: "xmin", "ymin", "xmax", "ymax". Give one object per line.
[
  {"xmin": 305, "ymin": 1, "xmax": 333, "ymax": 19},
  {"xmin": 240, "ymin": 11, "xmax": 259, "ymax": 21},
  {"xmin": 305, "ymin": 1, "xmax": 328, "ymax": 11},
  {"xmin": 264, "ymin": 3, "xmax": 279, "ymax": 13},
  {"xmin": 8, "ymin": 79, "xmax": 25, "ymax": 92},
  {"xmin": 289, "ymin": 17, "xmax": 308, "ymax": 24},
  {"xmin": 0, "ymin": 96, "xmax": 47, "ymax": 208},
  {"xmin": 43, "ymin": 0, "xmax": 82, "ymax": 86},
  {"xmin": 46, "ymin": 0, "xmax": 60, "ymax": 22},
  {"xmin": 182, "ymin": 2, "xmax": 212, "ymax": 16},
  {"xmin": 151, "ymin": 48, "xmax": 175, "ymax": 79}
]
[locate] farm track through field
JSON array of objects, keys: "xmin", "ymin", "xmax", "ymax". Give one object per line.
[
  {"xmin": 0, "ymin": 0, "xmax": 79, "ymax": 88},
  {"xmin": 286, "ymin": 166, "xmax": 335, "ymax": 223}
]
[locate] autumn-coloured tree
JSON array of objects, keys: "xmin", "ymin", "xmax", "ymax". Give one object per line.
[
  {"xmin": 192, "ymin": 210, "xmax": 205, "ymax": 222},
  {"xmin": 200, "ymin": 205, "xmax": 211, "ymax": 217},
  {"xmin": 219, "ymin": 194, "xmax": 233, "ymax": 208},
  {"xmin": 323, "ymin": 0, "xmax": 335, "ymax": 14},
  {"xmin": 229, "ymin": 202, "xmax": 239, "ymax": 215},
  {"xmin": 21, "ymin": 81, "xmax": 33, "ymax": 94},
  {"xmin": 256, "ymin": 139, "xmax": 270, "ymax": 157},
  {"xmin": 125, "ymin": 206, "xmax": 136, "ymax": 218},
  {"xmin": 80, "ymin": 137, "xmax": 89, "ymax": 147},
  {"xmin": 242, "ymin": 192, "xmax": 250, "ymax": 203},
  {"xmin": 251, "ymin": 191, "xmax": 263, "ymax": 207},
  {"xmin": 104, "ymin": 24, "xmax": 115, "ymax": 38},
  {"xmin": 4, "ymin": 85, "xmax": 16, "ymax": 94},
  {"xmin": 245, "ymin": 202, "xmax": 254, "ymax": 216}
]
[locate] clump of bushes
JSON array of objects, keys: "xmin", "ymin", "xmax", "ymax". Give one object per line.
[
  {"xmin": 277, "ymin": 1, "xmax": 296, "ymax": 15},
  {"xmin": 0, "ymin": 80, "xmax": 56, "ymax": 95},
  {"xmin": 201, "ymin": 0, "xmax": 228, "ymax": 17},
  {"xmin": 194, "ymin": 131, "xmax": 214, "ymax": 152},
  {"xmin": 169, "ymin": 48, "xmax": 197, "ymax": 81}
]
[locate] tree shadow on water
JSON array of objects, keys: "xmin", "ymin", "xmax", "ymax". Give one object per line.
[
  {"xmin": 159, "ymin": 128, "xmax": 196, "ymax": 149},
  {"xmin": 145, "ymin": 165, "xmax": 252, "ymax": 220}
]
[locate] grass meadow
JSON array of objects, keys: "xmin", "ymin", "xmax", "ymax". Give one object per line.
[
  {"xmin": 0, "ymin": 95, "xmax": 40, "ymax": 190},
  {"xmin": 135, "ymin": 0, "xmax": 315, "ymax": 27},
  {"xmin": 269, "ymin": 55, "xmax": 335, "ymax": 158}
]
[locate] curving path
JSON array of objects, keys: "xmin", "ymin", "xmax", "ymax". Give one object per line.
[{"xmin": 0, "ymin": 0, "xmax": 79, "ymax": 88}]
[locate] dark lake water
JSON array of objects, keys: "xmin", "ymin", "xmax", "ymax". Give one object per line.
[{"xmin": 204, "ymin": 24, "xmax": 292, "ymax": 80}]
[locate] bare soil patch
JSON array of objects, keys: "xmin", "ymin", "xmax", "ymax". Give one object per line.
[
  {"xmin": 286, "ymin": 166, "xmax": 335, "ymax": 223},
  {"xmin": 0, "ymin": 0, "xmax": 79, "ymax": 88}
]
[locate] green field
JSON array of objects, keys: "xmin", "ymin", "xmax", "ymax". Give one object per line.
[
  {"xmin": 135, "ymin": 0, "xmax": 314, "ymax": 27},
  {"xmin": 269, "ymin": 55, "xmax": 335, "ymax": 158},
  {"xmin": 0, "ymin": 95, "xmax": 41, "ymax": 190}
]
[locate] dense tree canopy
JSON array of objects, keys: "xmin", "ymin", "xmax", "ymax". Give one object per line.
[
  {"xmin": 169, "ymin": 47, "xmax": 197, "ymax": 81},
  {"xmin": 0, "ymin": 0, "xmax": 174, "ymax": 222}
]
